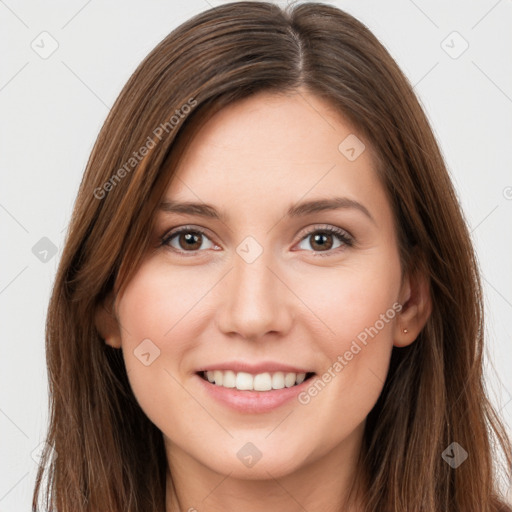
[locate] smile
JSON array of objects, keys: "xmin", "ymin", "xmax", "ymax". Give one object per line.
[{"xmin": 199, "ymin": 370, "xmax": 316, "ymax": 391}]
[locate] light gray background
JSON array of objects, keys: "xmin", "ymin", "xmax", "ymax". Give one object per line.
[{"xmin": 1, "ymin": 0, "xmax": 511, "ymax": 509}]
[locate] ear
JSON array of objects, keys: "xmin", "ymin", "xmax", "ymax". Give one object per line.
[
  {"xmin": 94, "ymin": 292, "xmax": 122, "ymax": 348},
  {"xmin": 393, "ymin": 261, "xmax": 432, "ymax": 348}
]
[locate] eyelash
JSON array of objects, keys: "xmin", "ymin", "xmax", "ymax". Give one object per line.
[{"xmin": 160, "ymin": 224, "xmax": 354, "ymax": 257}]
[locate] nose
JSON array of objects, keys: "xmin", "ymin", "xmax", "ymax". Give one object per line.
[{"xmin": 215, "ymin": 247, "xmax": 294, "ymax": 342}]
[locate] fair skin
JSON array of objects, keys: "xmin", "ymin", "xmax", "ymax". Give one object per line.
[{"xmin": 96, "ymin": 88, "xmax": 431, "ymax": 511}]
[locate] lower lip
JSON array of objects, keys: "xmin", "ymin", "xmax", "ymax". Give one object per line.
[{"xmin": 195, "ymin": 373, "xmax": 314, "ymax": 413}]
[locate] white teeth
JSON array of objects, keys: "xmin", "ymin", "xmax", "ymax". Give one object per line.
[
  {"xmin": 222, "ymin": 370, "xmax": 236, "ymax": 388},
  {"xmin": 213, "ymin": 370, "xmax": 223, "ymax": 386},
  {"xmin": 284, "ymin": 372, "xmax": 296, "ymax": 388},
  {"xmin": 271, "ymin": 372, "xmax": 285, "ymax": 389},
  {"xmin": 235, "ymin": 372, "xmax": 253, "ymax": 390},
  {"xmin": 253, "ymin": 372, "xmax": 272, "ymax": 391},
  {"xmin": 203, "ymin": 370, "xmax": 310, "ymax": 391}
]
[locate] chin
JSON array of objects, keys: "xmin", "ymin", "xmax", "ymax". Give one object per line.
[{"xmin": 194, "ymin": 438, "xmax": 312, "ymax": 480}]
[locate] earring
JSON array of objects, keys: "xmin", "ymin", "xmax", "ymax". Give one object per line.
[{"xmin": 403, "ymin": 328, "xmax": 408, "ymax": 333}]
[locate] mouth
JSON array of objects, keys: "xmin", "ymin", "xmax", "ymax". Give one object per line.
[{"xmin": 197, "ymin": 370, "xmax": 316, "ymax": 391}]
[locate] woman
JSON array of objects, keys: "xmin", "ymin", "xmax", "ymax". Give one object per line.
[{"xmin": 33, "ymin": 1, "xmax": 512, "ymax": 510}]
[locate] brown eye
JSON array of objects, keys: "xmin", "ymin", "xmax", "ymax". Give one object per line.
[
  {"xmin": 177, "ymin": 232, "xmax": 203, "ymax": 251},
  {"xmin": 309, "ymin": 232, "xmax": 334, "ymax": 251},
  {"xmin": 162, "ymin": 227, "xmax": 216, "ymax": 253},
  {"xmin": 296, "ymin": 226, "xmax": 353, "ymax": 255}
]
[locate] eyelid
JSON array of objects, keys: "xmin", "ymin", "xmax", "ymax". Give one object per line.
[
  {"xmin": 163, "ymin": 224, "xmax": 212, "ymax": 239},
  {"xmin": 296, "ymin": 223, "xmax": 353, "ymax": 241}
]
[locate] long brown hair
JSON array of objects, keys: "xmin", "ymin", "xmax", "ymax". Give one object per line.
[{"xmin": 33, "ymin": 2, "xmax": 512, "ymax": 510}]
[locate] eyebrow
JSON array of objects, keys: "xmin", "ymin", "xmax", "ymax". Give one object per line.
[{"xmin": 159, "ymin": 197, "xmax": 376, "ymax": 224}]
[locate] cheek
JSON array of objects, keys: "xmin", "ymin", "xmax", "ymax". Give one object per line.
[
  {"xmin": 296, "ymin": 254, "xmax": 401, "ymax": 349},
  {"xmin": 293, "ymin": 254, "xmax": 401, "ymax": 422},
  {"xmin": 117, "ymin": 260, "xmax": 213, "ymax": 351},
  {"xmin": 114, "ymin": 262, "xmax": 209, "ymax": 422}
]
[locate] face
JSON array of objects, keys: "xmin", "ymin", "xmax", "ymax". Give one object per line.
[{"xmin": 108, "ymin": 89, "xmax": 409, "ymax": 481}]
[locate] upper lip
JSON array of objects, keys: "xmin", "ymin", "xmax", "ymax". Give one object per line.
[{"xmin": 196, "ymin": 361, "xmax": 314, "ymax": 375}]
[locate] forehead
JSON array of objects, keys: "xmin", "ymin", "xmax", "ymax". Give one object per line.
[{"xmin": 164, "ymin": 90, "xmax": 390, "ymax": 224}]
